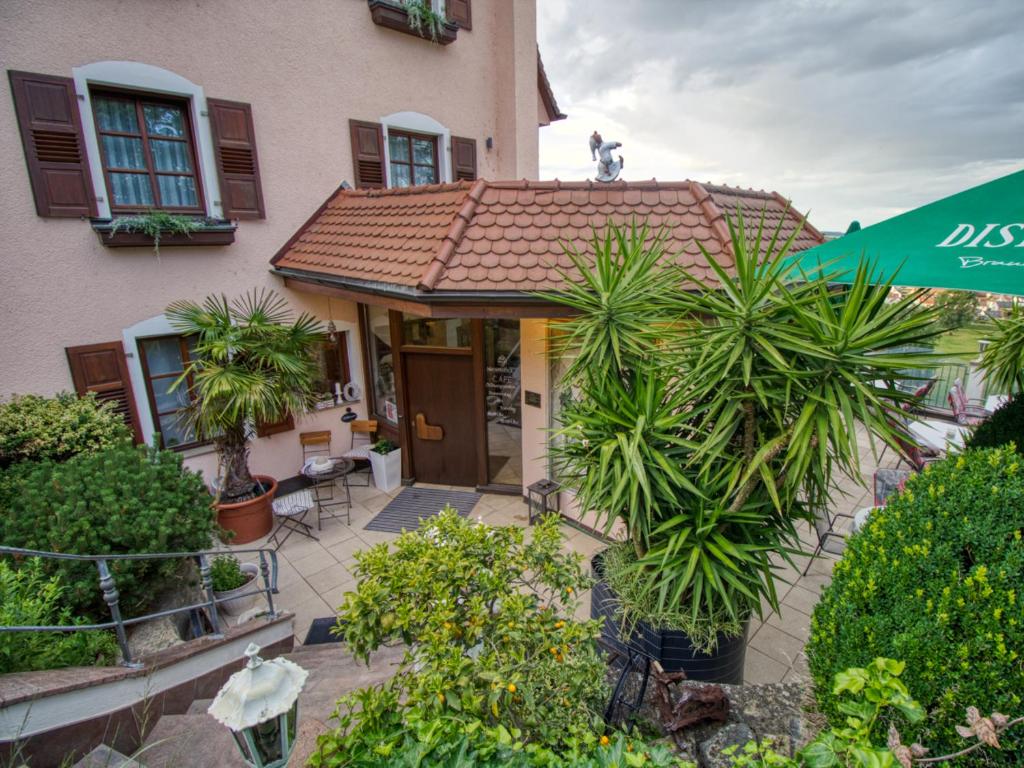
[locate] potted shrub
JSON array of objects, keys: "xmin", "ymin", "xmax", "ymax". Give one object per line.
[
  {"xmin": 368, "ymin": 438, "xmax": 401, "ymax": 492},
  {"xmin": 167, "ymin": 289, "xmax": 325, "ymax": 543},
  {"xmin": 210, "ymin": 555, "xmax": 260, "ymax": 616},
  {"xmin": 546, "ymin": 217, "xmax": 941, "ymax": 682}
]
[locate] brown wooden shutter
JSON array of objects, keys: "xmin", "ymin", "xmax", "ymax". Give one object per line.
[
  {"xmin": 256, "ymin": 413, "xmax": 294, "ymax": 437},
  {"xmin": 8, "ymin": 71, "xmax": 97, "ymax": 218},
  {"xmin": 66, "ymin": 341, "xmax": 143, "ymax": 442},
  {"xmin": 447, "ymin": 0, "xmax": 472, "ymax": 29},
  {"xmin": 349, "ymin": 120, "xmax": 386, "ymax": 189},
  {"xmin": 206, "ymin": 98, "xmax": 265, "ymax": 219},
  {"xmin": 451, "ymin": 136, "xmax": 477, "ymax": 181}
]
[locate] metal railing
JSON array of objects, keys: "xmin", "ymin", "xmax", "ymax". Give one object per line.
[{"xmin": 0, "ymin": 546, "xmax": 279, "ymax": 668}]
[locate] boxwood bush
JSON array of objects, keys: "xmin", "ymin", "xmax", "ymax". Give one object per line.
[
  {"xmin": 0, "ymin": 442, "xmax": 217, "ymax": 620},
  {"xmin": 966, "ymin": 392, "xmax": 1024, "ymax": 454},
  {"xmin": 807, "ymin": 446, "xmax": 1024, "ymax": 765},
  {"xmin": 0, "ymin": 392, "xmax": 131, "ymax": 467}
]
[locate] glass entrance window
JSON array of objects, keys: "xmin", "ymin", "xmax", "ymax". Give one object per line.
[
  {"xmin": 401, "ymin": 316, "xmax": 471, "ymax": 348},
  {"xmin": 484, "ymin": 319, "xmax": 522, "ymax": 486},
  {"xmin": 364, "ymin": 305, "xmax": 397, "ymax": 425}
]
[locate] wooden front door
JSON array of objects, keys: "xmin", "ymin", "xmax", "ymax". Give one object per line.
[{"xmin": 403, "ymin": 350, "xmax": 478, "ymax": 486}]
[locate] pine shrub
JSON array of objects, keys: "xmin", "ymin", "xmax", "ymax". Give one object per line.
[
  {"xmin": 0, "ymin": 442, "xmax": 216, "ymax": 620},
  {"xmin": 807, "ymin": 446, "xmax": 1024, "ymax": 765}
]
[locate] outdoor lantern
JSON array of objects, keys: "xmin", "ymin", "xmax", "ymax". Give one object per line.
[{"xmin": 208, "ymin": 643, "xmax": 308, "ymax": 768}]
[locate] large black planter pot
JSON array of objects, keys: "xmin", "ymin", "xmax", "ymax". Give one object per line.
[{"xmin": 591, "ymin": 551, "xmax": 748, "ymax": 684}]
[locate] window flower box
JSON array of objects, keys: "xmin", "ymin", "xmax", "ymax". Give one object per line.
[
  {"xmin": 91, "ymin": 218, "xmax": 237, "ymax": 248},
  {"xmin": 367, "ymin": 0, "xmax": 458, "ymax": 45}
]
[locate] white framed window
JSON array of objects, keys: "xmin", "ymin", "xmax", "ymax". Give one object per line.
[{"xmin": 72, "ymin": 61, "xmax": 224, "ymax": 219}]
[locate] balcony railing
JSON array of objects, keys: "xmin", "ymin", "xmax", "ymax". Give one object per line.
[{"xmin": 0, "ymin": 546, "xmax": 279, "ymax": 668}]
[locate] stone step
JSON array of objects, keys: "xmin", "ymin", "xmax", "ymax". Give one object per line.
[
  {"xmin": 185, "ymin": 697, "xmax": 214, "ymax": 715},
  {"xmin": 73, "ymin": 745, "xmax": 143, "ymax": 768},
  {"xmin": 138, "ymin": 714, "xmax": 247, "ymax": 768}
]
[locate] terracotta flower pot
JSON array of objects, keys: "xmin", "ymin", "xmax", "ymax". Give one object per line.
[{"xmin": 216, "ymin": 475, "xmax": 277, "ymax": 544}]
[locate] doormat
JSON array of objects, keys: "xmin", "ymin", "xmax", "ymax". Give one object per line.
[
  {"xmin": 364, "ymin": 487, "xmax": 481, "ymax": 533},
  {"xmin": 304, "ymin": 617, "xmax": 342, "ymax": 645}
]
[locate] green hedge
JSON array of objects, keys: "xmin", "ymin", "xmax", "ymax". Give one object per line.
[
  {"xmin": 807, "ymin": 446, "xmax": 1024, "ymax": 765},
  {"xmin": 966, "ymin": 392, "xmax": 1024, "ymax": 454},
  {"xmin": 0, "ymin": 443, "xmax": 217, "ymax": 620},
  {"xmin": 0, "ymin": 558, "xmax": 118, "ymax": 673},
  {"xmin": 0, "ymin": 393, "xmax": 131, "ymax": 467}
]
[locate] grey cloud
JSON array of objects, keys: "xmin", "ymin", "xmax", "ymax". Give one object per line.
[{"xmin": 538, "ymin": 0, "xmax": 1023, "ymax": 230}]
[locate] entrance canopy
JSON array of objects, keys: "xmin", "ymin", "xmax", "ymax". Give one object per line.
[{"xmin": 793, "ymin": 169, "xmax": 1024, "ymax": 295}]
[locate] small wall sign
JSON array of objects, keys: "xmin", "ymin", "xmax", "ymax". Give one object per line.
[{"xmin": 524, "ymin": 390, "xmax": 541, "ymax": 408}]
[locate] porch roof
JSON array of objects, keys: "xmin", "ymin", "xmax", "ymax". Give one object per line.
[{"xmin": 270, "ymin": 179, "xmax": 825, "ymax": 298}]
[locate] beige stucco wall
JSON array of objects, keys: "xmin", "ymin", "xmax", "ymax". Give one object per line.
[{"xmin": 0, "ymin": 0, "xmax": 542, "ymax": 483}]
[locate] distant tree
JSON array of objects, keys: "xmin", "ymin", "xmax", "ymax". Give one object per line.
[{"xmin": 935, "ymin": 290, "xmax": 979, "ymax": 330}]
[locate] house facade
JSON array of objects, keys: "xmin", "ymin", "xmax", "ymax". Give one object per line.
[{"xmin": 0, "ymin": 0, "xmax": 561, "ymax": 489}]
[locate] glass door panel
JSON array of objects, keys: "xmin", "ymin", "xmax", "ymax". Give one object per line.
[{"xmin": 484, "ymin": 319, "xmax": 522, "ymax": 486}]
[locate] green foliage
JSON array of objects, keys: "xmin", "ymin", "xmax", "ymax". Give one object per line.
[
  {"xmin": 166, "ymin": 288, "xmax": 324, "ymax": 499},
  {"xmin": 108, "ymin": 209, "xmax": 206, "ymax": 253},
  {"xmin": 0, "ymin": 392, "xmax": 130, "ymax": 467},
  {"xmin": 0, "ymin": 558, "xmax": 119, "ymax": 673},
  {"xmin": 546, "ymin": 216, "xmax": 941, "ymax": 628},
  {"xmin": 371, "ymin": 438, "xmax": 397, "ymax": 454},
  {"xmin": 401, "ymin": 0, "xmax": 447, "ymax": 41},
  {"xmin": 933, "ymin": 290, "xmax": 979, "ymax": 331},
  {"xmin": 807, "ymin": 447, "xmax": 1024, "ymax": 764},
  {"xmin": 0, "ymin": 442, "xmax": 216, "ymax": 620},
  {"xmin": 210, "ymin": 554, "xmax": 249, "ymax": 592},
  {"xmin": 726, "ymin": 659, "xmax": 924, "ymax": 768},
  {"xmin": 601, "ymin": 542, "xmax": 743, "ymax": 654},
  {"xmin": 312, "ymin": 510, "xmax": 642, "ymax": 766},
  {"xmin": 981, "ymin": 304, "xmax": 1024, "ymax": 393},
  {"xmin": 966, "ymin": 393, "xmax": 1024, "ymax": 454}
]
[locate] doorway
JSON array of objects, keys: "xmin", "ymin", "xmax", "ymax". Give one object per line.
[{"xmin": 401, "ymin": 317, "xmax": 478, "ymax": 487}]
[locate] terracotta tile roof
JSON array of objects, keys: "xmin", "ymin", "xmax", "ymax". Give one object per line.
[{"xmin": 271, "ymin": 179, "xmax": 825, "ymax": 295}]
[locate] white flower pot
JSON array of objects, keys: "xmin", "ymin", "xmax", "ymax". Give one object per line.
[
  {"xmin": 214, "ymin": 562, "xmax": 260, "ymax": 616},
  {"xmin": 369, "ymin": 447, "xmax": 402, "ymax": 492}
]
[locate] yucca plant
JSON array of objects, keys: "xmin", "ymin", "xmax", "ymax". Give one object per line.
[
  {"xmin": 547, "ymin": 215, "xmax": 942, "ymax": 635},
  {"xmin": 166, "ymin": 289, "xmax": 324, "ymax": 500},
  {"xmin": 980, "ymin": 304, "xmax": 1024, "ymax": 393}
]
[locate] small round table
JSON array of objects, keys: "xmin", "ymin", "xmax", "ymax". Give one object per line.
[{"xmin": 301, "ymin": 457, "xmax": 354, "ymax": 528}]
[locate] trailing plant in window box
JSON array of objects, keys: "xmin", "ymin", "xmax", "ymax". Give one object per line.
[
  {"xmin": 107, "ymin": 210, "xmax": 207, "ymax": 253},
  {"xmin": 807, "ymin": 446, "xmax": 1024, "ymax": 765},
  {"xmin": 401, "ymin": 0, "xmax": 447, "ymax": 42},
  {"xmin": 0, "ymin": 392, "xmax": 130, "ymax": 468}
]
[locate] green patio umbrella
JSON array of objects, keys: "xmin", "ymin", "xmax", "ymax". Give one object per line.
[{"xmin": 792, "ymin": 169, "xmax": 1024, "ymax": 295}]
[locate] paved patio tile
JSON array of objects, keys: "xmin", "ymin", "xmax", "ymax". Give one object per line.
[
  {"xmin": 749, "ymin": 619, "xmax": 807, "ymax": 667},
  {"xmin": 743, "ymin": 646, "xmax": 790, "ymax": 685},
  {"xmin": 306, "ymin": 562, "xmax": 357, "ymax": 595},
  {"xmin": 290, "ymin": 548, "xmax": 341, "ymax": 579},
  {"xmin": 765, "ymin": 607, "xmax": 811, "ymax": 644},
  {"xmin": 782, "ymin": 584, "xmax": 823, "ymax": 617}
]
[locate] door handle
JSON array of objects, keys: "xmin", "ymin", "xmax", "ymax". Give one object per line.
[{"xmin": 415, "ymin": 412, "xmax": 444, "ymax": 441}]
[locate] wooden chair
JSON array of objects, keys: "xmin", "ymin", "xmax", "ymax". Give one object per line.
[
  {"xmin": 300, "ymin": 430, "xmax": 335, "ymax": 505},
  {"xmin": 341, "ymin": 419, "xmax": 377, "ymax": 487}
]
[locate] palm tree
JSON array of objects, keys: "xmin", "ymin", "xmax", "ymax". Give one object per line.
[
  {"xmin": 547, "ymin": 214, "xmax": 942, "ymax": 628},
  {"xmin": 166, "ymin": 289, "xmax": 324, "ymax": 500}
]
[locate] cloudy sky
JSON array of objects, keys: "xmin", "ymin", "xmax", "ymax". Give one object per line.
[{"xmin": 537, "ymin": 0, "xmax": 1024, "ymax": 232}]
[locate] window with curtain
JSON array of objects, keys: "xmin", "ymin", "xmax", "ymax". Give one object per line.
[
  {"xmin": 387, "ymin": 130, "xmax": 438, "ymax": 188},
  {"xmin": 312, "ymin": 332, "xmax": 351, "ymax": 401},
  {"xmin": 137, "ymin": 335, "xmax": 199, "ymax": 448},
  {"xmin": 92, "ymin": 91, "xmax": 204, "ymax": 212}
]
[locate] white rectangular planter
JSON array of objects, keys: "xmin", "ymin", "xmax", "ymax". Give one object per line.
[{"xmin": 369, "ymin": 447, "xmax": 402, "ymax": 492}]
